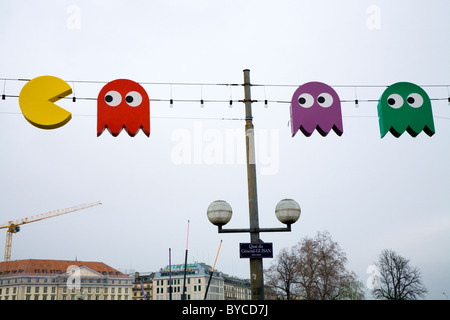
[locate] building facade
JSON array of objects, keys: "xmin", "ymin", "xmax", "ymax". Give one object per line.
[
  {"xmin": 132, "ymin": 272, "xmax": 154, "ymax": 300},
  {"xmin": 153, "ymin": 262, "xmax": 224, "ymax": 300},
  {"xmin": 223, "ymin": 275, "xmax": 251, "ymax": 300},
  {"xmin": 149, "ymin": 262, "xmax": 251, "ymax": 300},
  {"xmin": 0, "ymin": 259, "xmax": 133, "ymax": 300}
]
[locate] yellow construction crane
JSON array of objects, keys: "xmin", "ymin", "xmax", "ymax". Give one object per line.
[{"xmin": 0, "ymin": 201, "xmax": 102, "ymax": 262}]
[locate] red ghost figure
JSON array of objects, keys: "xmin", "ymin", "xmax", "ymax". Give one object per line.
[{"xmin": 97, "ymin": 79, "xmax": 150, "ymax": 137}]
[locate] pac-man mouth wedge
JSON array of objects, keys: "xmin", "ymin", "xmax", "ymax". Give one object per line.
[{"xmin": 18, "ymin": 75, "xmax": 73, "ymax": 129}]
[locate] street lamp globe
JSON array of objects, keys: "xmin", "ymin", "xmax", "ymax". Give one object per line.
[
  {"xmin": 275, "ymin": 199, "xmax": 301, "ymax": 225},
  {"xmin": 207, "ymin": 200, "xmax": 232, "ymax": 226}
]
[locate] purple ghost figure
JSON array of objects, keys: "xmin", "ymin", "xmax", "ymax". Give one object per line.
[{"xmin": 290, "ymin": 81, "xmax": 343, "ymax": 137}]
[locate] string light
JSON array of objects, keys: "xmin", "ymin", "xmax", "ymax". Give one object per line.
[
  {"xmin": 71, "ymin": 82, "xmax": 76, "ymax": 102},
  {"xmin": 0, "ymin": 78, "xmax": 449, "ymax": 110},
  {"xmin": 2, "ymin": 79, "xmax": 6, "ymax": 100},
  {"xmin": 354, "ymin": 87, "xmax": 359, "ymax": 108},
  {"xmin": 447, "ymin": 86, "xmax": 450, "ymax": 106},
  {"xmin": 200, "ymin": 85, "xmax": 204, "ymax": 108},
  {"xmin": 264, "ymin": 86, "xmax": 268, "ymax": 108}
]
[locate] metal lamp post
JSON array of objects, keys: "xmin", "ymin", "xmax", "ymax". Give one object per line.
[
  {"xmin": 206, "ymin": 69, "xmax": 301, "ymax": 301},
  {"xmin": 207, "ymin": 199, "xmax": 301, "ymax": 300}
]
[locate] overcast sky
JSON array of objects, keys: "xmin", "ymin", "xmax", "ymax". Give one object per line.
[{"xmin": 0, "ymin": 0, "xmax": 449, "ymax": 300}]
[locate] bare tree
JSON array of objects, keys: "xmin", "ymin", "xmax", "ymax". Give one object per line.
[
  {"xmin": 265, "ymin": 247, "xmax": 300, "ymax": 299},
  {"xmin": 372, "ymin": 249, "xmax": 427, "ymax": 300},
  {"xmin": 265, "ymin": 231, "xmax": 365, "ymax": 300},
  {"xmin": 294, "ymin": 231, "xmax": 364, "ymax": 300}
]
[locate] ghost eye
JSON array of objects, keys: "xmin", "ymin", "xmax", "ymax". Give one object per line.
[
  {"xmin": 125, "ymin": 91, "xmax": 143, "ymax": 107},
  {"xmin": 104, "ymin": 91, "xmax": 122, "ymax": 107},
  {"xmin": 386, "ymin": 94, "xmax": 403, "ymax": 109},
  {"xmin": 406, "ymin": 93, "xmax": 423, "ymax": 108},
  {"xmin": 317, "ymin": 93, "xmax": 333, "ymax": 108},
  {"xmin": 298, "ymin": 93, "xmax": 314, "ymax": 108}
]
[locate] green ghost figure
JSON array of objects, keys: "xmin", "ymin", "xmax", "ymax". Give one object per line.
[{"xmin": 377, "ymin": 82, "xmax": 435, "ymax": 138}]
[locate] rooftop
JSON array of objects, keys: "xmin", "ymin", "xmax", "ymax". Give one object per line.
[
  {"xmin": 0, "ymin": 259, "xmax": 128, "ymax": 277},
  {"xmin": 154, "ymin": 262, "xmax": 223, "ymax": 279}
]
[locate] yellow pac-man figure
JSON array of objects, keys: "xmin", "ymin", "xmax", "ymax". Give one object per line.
[{"xmin": 19, "ymin": 75, "xmax": 73, "ymax": 129}]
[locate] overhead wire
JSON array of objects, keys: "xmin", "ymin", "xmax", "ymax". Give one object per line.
[
  {"xmin": 1, "ymin": 77, "xmax": 449, "ymax": 88},
  {"xmin": 0, "ymin": 78, "xmax": 449, "ymax": 121}
]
